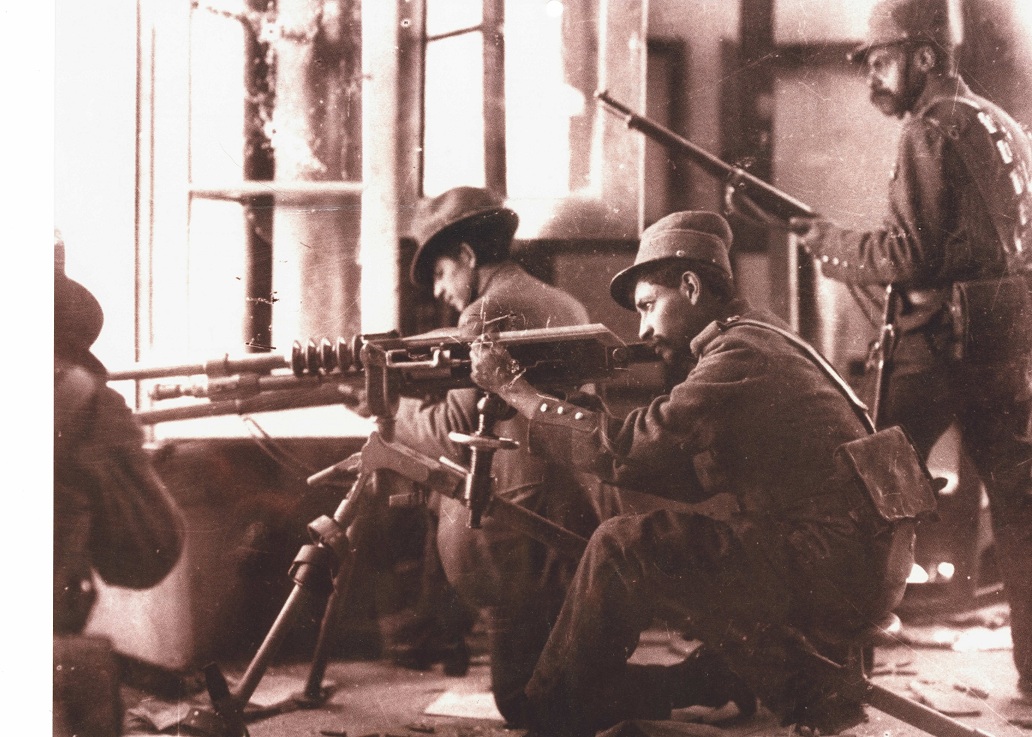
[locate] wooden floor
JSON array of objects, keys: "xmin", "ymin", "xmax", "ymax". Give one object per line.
[{"xmin": 116, "ymin": 613, "xmax": 1032, "ymax": 737}]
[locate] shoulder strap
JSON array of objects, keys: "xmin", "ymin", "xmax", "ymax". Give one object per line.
[
  {"xmin": 923, "ymin": 97, "xmax": 1032, "ymax": 265},
  {"xmin": 719, "ymin": 317, "xmax": 876, "ymax": 434}
]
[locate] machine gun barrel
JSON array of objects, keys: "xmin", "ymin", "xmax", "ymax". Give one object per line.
[
  {"xmin": 135, "ymin": 383, "xmax": 361, "ymax": 425},
  {"xmin": 119, "ymin": 323, "xmax": 660, "ymax": 424},
  {"xmin": 595, "ymin": 90, "xmax": 816, "ymax": 223},
  {"xmin": 109, "ymin": 352, "xmax": 289, "ymax": 382}
]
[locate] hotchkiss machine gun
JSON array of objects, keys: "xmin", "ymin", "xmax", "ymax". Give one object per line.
[
  {"xmin": 117, "ymin": 320, "xmax": 993, "ymax": 737},
  {"xmin": 114, "ymin": 324, "xmax": 657, "ymax": 736}
]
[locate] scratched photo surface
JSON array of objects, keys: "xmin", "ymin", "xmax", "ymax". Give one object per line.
[{"xmin": 53, "ymin": 1, "xmax": 1032, "ymax": 736}]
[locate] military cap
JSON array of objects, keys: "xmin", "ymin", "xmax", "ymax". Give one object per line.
[
  {"xmin": 610, "ymin": 210, "xmax": 733, "ymax": 311},
  {"xmin": 409, "ymin": 186, "xmax": 519, "ymax": 287},
  {"xmin": 849, "ymin": 0, "xmax": 962, "ymax": 63}
]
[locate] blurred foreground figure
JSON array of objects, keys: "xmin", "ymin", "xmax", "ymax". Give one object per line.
[
  {"xmin": 789, "ymin": 0, "xmax": 1032, "ymax": 696},
  {"xmin": 54, "ymin": 235, "xmax": 185, "ymax": 735},
  {"xmin": 471, "ymin": 211, "xmax": 936, "ymax": 736}
]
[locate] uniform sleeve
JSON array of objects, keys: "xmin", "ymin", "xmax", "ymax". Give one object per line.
[
  {"xmin": 529, "ymin": 338, "xmax": 762, "ymax": 503},
  {"xmin": 807, "ymin": 118, "xmax": 953, "ymax": 286},
  {"xmin": 392, "ymin": 387, "xmax": 480, "ymax": 463},
  {"xmin": 76, "ymin": 385, "xmax": 185, "ymax": 589}
]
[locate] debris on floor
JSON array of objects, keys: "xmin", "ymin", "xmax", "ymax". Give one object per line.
[{"xmin": 906, "ymin": 680, "xmax": 983, "ymax": 717}]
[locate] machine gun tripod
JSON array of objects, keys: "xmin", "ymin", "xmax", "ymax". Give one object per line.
[
  {"xmin": 109, "ymin": 322, "xmax": 658, "ymax": 735},
  {"xmin": 195, "ymin": 392, "xmax": 533, "ymax": 736}
]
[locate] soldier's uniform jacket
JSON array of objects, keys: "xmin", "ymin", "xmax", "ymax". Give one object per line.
[
  {"xmin": 54, "ymin": 359, "xmax": 184, "ymax": 633},
  {"xmin": 524, "ymin": 300, "xmax": 895, "ymax": 618},
  {"xmin": 531, "ymin": 301, "xmax": 867, "ymax": 509},
  {"xmin": 806, "ymin": 75, "xmax": 1032, "ymax": 331},
  {"xmin": 394, "ymin": 261, "xmax": 591, "ymax": 502},
  {"xmin": 392, "ymin": 261, "xmax": 602, "ymax": 604}
]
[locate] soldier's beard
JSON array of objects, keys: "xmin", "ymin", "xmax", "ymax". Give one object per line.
[
  {"xmin": 870, "ymin": 88, "xmax": 907, "ymax": 117},
  {"xmin": 870, "ymin": 56, "xmax": 926, "ymax": 118}
]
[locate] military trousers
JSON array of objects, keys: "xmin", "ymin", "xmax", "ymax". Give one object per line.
[
  {"xmin": 883, "ymin": 327, "xmax": 1032, "ymax": 683},
  {"xmin": 431, "ymin": 473, "xmax": 620, "ymax": 723},
  {"xmin": 521, "ymin": 505, "xmax": 889, "ymax": 737}
]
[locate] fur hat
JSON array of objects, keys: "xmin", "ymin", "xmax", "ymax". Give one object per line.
[
  {"xmin": 409, "ymin": 187, "xmax": 519, "ymax": 287},
  {"xmin": 610, "ymin": 211, "xmax": 733, "ymax": 311}
]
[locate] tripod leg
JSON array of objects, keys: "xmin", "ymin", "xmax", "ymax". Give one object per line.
[
  {"xmin": 204, "ymin": 663, "xmax": 250, "ymax": 737},
  {"xmin": 234, "ymin": 545, "xmax": 334, "ymax": 701},
  {"xmin": 299, "ymin": 558, "xmax": 357, "ymax": 704},
  {"xmin": 199, "ymin": 472, "xmax": 372, "ymax": 736}
]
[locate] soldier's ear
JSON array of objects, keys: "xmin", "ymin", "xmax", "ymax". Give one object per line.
[
  {"xmin": 914, "ymin": 44, "xmax": 937, "ymax": 73},
  {"xmin": 679, "ymin": 270, "xmax": 703, "ymax": 305},
  {"xmin": 458, "ymin": 242, "xmax": 477, "ymax": 268}
]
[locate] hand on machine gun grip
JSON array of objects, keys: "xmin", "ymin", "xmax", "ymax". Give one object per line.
[{"xmin": 469, "ymin": 334, "xmax": 524, "ymax": 394}]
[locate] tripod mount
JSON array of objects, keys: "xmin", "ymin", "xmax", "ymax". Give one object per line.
[{"xmin": 197, "ymin": 392, "xmax": 521, "ymax": 736}]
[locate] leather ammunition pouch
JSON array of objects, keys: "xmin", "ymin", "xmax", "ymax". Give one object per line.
[
  {"xmin": 835, "ymin": 426, "xmax": 939, "ymax": 612},
  {"xmin": 948, "ymin": 272, "xmax": 1032, "ymax": 362},
  {"xmin": 834, "ymin": 425, "xmax": 938, "ymax": 525}
]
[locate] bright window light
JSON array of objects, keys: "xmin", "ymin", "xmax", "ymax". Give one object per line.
[
  {"xmin": 506, "ymin": 0, "xmax": 584, "ymax": 198},
  {"xmin": 907, "ymin": 563, "xmax": 930, "ymax": 584}
]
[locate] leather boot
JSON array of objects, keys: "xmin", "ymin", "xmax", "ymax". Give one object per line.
[{"xmin": 667, "ymin": 645, "xmax": 758, "ymax": 717}]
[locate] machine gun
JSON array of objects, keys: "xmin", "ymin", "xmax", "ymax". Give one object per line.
[
  {"xmin": 115, "ymin": 323, "xmax": 658, "ymax": 425},
  {"xmin": 595, "ymin": 90, "xmax": 817, "ymax": 224},
  {"xmin": 112, "ymin": 323, "xmax": 657, "ymax": 736}
]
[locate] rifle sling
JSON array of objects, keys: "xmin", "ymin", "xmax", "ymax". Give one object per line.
[{"xmin": 719, "ymin": 317, "xmax": 876, "ymax": 434}]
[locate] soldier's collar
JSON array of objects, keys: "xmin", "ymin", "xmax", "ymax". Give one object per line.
[
  {"xmin": 690, "ymin": 320, "xmax": 725, "ymax": 358},
  {"xmin": 689, "ymin": 299, "xmax": 754, "ymax": 358},
  {"xmin": 911, "ymin": 74, "xmax": 970, "ymax": 120}
]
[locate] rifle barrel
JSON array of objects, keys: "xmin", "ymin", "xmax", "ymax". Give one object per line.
[{"xmin": 595, "ymin": 90, "xmax": 816, "ymax": 222}]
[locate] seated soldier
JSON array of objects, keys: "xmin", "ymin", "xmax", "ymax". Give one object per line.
[
  {"xmin": 389, "ymin": 186, "xmax": 617, "ymax": 722},
  {"xmin": 470, "ymin": 211, "xmax": 931, "ymax": 736}
]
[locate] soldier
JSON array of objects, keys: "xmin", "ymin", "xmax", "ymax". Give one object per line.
[
  {"xmin": 469, "ymin": 210, "xmax": 933, "ymax": 736},
  {"xmin": 788, "ymin": 0, "xmax": 1032, "ymax": 697},
  {"xmin": 391, "ymin": 186, "xmax": 614, "ymax": 722},
  {"xmin": 54, "ymin": 235, "xmax": 185, "ymax": 736}
]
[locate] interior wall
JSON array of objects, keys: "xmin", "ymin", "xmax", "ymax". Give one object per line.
[
  {"xmin": 647, "ymin": 0, "xmax": 738, "ymax": 212},
  {"xmin": 773, "ymin": 59, "xmax": 900, "ymax": 370}
]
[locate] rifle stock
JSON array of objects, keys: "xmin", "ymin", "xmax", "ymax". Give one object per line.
[{"xmin": 595, "ymin": 90, "xmax": 816, "ymax": 223}]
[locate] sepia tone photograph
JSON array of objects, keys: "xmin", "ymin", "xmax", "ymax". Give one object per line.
[{"xmin": 49, "ymin": 1, "xmax": 1032, "ymax": 736}]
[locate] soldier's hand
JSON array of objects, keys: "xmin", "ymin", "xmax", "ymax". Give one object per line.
[{"xmin": 469, "ymin": 334, "xmax": 523, "ymax": 394}]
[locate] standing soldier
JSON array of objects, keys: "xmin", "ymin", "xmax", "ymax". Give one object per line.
[{"xmin": 789, "ymin": 0, "xmax": 1032, "ymax": 698}]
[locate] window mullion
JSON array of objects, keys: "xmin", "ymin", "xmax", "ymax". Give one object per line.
[{"xmin": 482, "ymin": 0, "xmax": 506, "ymax": 195}]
